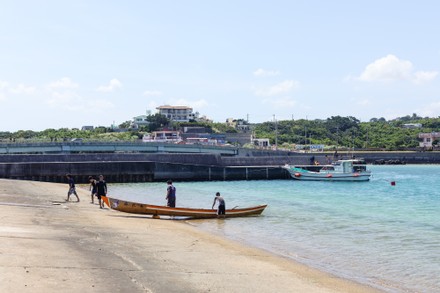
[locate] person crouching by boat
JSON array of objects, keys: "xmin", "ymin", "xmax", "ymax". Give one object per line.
[
  {"xmin": 96, "ymin": 175, "xmax": 107, "ymax": 209},
  {"xmin": 65, "ymin": 174, "xmax": 80, "ymax": 202},
  {"xmin": 212, "ymin": 192, "xmax": 225, "ymax": 218},
  {"xmin": 166, "ymin": 180, "xmax": 176, "ymax": 208},
  {"xmin": 88, "ymin": 176, "xmax": 97, "ymax": 204}
]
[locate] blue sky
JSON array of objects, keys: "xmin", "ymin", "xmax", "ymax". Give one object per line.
[{"xmin": 1, "ymin": 1, "xmax": 439, "ymax": 131}]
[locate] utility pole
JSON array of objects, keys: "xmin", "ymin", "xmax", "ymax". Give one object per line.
[
  {"xmin": 304, "ymin": 116, "xmax": 308, "ymax": 152},
  {"xmin": 336, "ymin": 126, "xmax": 339, "ymax": 150},
  {"xmin": 273, "ymin": 114, "xmax": 278, "ymax": 150}
]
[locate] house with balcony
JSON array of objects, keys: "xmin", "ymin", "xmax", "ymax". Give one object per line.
[{"xmin": 156, "ymin": 105, "xmax": 197, "ymax": 122}]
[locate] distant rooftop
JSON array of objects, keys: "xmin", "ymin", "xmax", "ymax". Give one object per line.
[{"xmin": 156, "ymin": 105, "xmax": 192, "ymax": 110}]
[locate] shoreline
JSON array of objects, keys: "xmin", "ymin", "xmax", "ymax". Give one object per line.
[{"xmin": 0, "ymin": 179, "xmax": 384, "ymax": 292}]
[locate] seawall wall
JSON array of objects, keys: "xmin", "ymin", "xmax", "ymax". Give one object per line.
[
  {"xmin": 0, "ymin": 153, "xmax": 289, "ymax": 183},
  {"xmin": 0, "ymin": 151, "xmax": 439, "ymax": 183}
]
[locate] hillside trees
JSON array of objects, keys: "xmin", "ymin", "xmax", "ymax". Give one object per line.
[
  {"xmin": 1, "ymin": 114, "xmax": 439, "ymax": 150},
  {"xmin": 253, "ymin": 115, "xmax": 434, "ymax": 149}
]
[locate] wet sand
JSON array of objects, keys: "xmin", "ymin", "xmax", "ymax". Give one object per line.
[{"xmin": 0, "ymin": 179, "xmax": 383, "ymax": 293}]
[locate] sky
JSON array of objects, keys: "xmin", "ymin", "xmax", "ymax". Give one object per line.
[{"xmin": 1, "ymin": 0, "xmax": 439, "ymax": 131}]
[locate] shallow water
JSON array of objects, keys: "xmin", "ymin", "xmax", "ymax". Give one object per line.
[{"xmin": 109, "ymin": 165, "xmax": 440, "ymax": 293}]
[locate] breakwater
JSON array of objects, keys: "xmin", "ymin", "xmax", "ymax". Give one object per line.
[{"xmin": 0, "ymin": 150, "xmax": 439, "ymax": 183}]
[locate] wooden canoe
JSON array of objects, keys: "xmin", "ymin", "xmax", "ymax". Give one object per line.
[{"xmin": 101, "ymin": 196, "xmax": 267, "ymax": 219}]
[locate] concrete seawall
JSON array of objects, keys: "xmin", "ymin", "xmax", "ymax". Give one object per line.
[
  {"xmin": 0, "ymin": 151, "xmax": 439, "ymax": 183},
  {"xmin": 0, "ymin": 153, "xmax": 289, "ymax": 183}
]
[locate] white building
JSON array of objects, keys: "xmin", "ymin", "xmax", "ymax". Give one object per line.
[
  {"xmin": 156, "ymin": 105, "xmax": 196, "ymax": 122},
  {"xmin": 252, "ymin": 138, "xmax": 270, "ymax": 148},
  {"xmin": 142, "ymin": 131, "xmax": 182, "ymax": 143},
  {"xmin": 132, "ymin": 115, "xmax": 150, "ymax": 128},
  {"xmin": 403, "ymin": 123, "xmax": 422, "ymax": 129}
]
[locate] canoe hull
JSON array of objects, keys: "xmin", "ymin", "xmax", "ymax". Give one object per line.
[{"xmin": 102, "ymin": 196, "xmax": 267, "ymax": 219}]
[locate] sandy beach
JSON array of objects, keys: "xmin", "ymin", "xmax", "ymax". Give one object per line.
[{"xmin": 0, "ymin": 179, "xmax": 383, "ymax": 293}]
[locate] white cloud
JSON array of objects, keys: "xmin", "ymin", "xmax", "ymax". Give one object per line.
[
  {"xmin": 97, "ymin": 78, "xmax": 122, "ymax": 92},
  {"xmin": 253, "ymin": 68, "xmax": 280, "ymax": 77},
  {"xmin": 9, "ymin": 83, "xmax": 37, "ymax": 95},
  {"xmin": 143, "ymin": 90, "xmax": 163, "ymax": 97},
  {"xmin": 356, "ymin": 54, "xmax": 438, "ymax": 84},
  {"xmin": 413, "ymin": 71, "xmax": 438, "ymax": 84},
  {"xmin": 359, "ymin": 54, "xmax": 412, "ymax": 82},
  {"xmin": 262, "ymin": 96, "xmax": 297, "ymax": 109},
  {"xmin": 254, "ymin": 80, "xmax": 300, "ymax": 96},
  {"xmin": 46, "ymin": 91, "xmax": 85, "ymax": 111},
  {"xmin": 46, "ymin": 91, "xmax": 114, "ymax": 111},
  {"xmin": 48, "ymin": 77, "xmax": 79, "ymax": 89},
  {"xmin": 0, "ymin": 81, "xmax": 9, "ymax": 90}
]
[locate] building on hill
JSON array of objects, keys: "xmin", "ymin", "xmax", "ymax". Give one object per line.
[
  {"xmin": 226, "ymin": 118, "xmax": 251, "ymax": 132},
  {"xmin": 418, "ymin": 132, "xmax": 440, "ymax": 148},
  {"xmin": 252, "ymin": 138, "xmax": 270, "ymax": 148},
  {"xmin": 156, "ymin": 105, "xmax": 197, "ymax": 122},
  {"xmin": 132, "ymin": 115, "xmax": 150, "ymax": 128},
  {"xmin": 403, "ymin": 123, "xmax": 422, "ymax": 129},
  {"xmin": 142, "ymin": 130, "xmax": 182, "ymax": 142}
]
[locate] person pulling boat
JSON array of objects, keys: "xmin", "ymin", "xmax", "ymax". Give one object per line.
[{"xmin": 212, "ymin": 192, "xmax": 226, "ymax": 218}]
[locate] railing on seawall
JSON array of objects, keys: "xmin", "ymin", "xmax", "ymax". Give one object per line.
[{"xmin": 0, "ymin": 142, "xmax": 238, "ymax": 156}]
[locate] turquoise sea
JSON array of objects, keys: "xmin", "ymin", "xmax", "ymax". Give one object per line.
[{"xmin": 108, "ymin": 165, "xmax": 440, "ymax": 293}]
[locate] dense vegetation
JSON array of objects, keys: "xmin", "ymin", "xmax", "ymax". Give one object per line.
[
  {"xmin": 254, "ymin": 114, "xmax": 440, "ymax": 150},
  {"xmin": 1, "ymin": 114, "xmax": 439, "ymax": 150},
  {"xmin": 0, "ymin": 114, "xmax": 237, "ymax": 143}
]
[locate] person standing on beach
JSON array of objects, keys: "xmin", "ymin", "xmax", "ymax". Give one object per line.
[
  {"xmin": 166, "ymin": 180, "xmax": 176, "ymax": 207},
  {"xmin": 66, "ymin": 174, "xmax": 80, "ymax": 202},
  {"xmin": 96, "ymin": 175, "xmax": 107, "ymax": 209},
  {"xmin": 88, "ymin": 176, "xmax": 97, "ymax": 204},
  {"xmin": 212, "ymin": 192, "xmax": 225, "ymax": 217}
]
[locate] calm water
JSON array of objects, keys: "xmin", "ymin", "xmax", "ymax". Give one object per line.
[{"xmin": 108, "ymin": 165, "xmax": 440, "ymax": 293}]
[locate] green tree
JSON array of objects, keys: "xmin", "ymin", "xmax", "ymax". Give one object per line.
[{"xmin": 147, "ymin": 114, "xmax": 170, "ymax": 131}]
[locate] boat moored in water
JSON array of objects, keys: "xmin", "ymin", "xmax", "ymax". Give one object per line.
[
  {"xmin": 283, "ymin": 159, "xmax": 371, "ymax": 182},
  {"xmin": 101, "ymin": 195, "xmax": 267, "ymax": 219}
]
